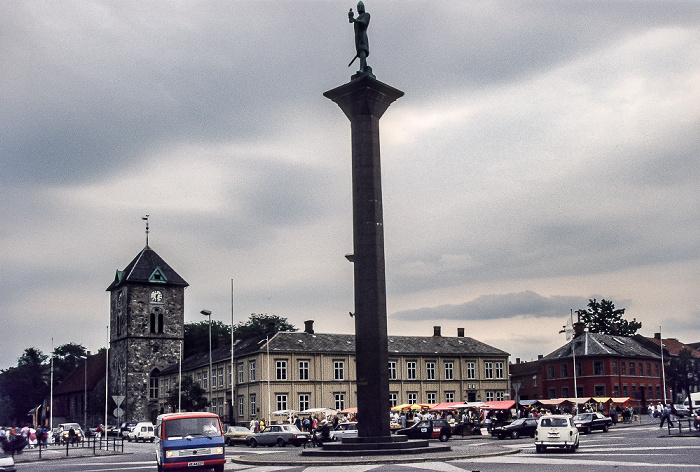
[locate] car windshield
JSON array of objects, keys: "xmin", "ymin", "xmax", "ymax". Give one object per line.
[
  {"xmin": 541, "ymin": 417, "xmax": 569, "ymax": 427},
  {"xmin": 573, "ymin": 414, "xmax": 591, "ymax": 421},
  {"xmin": 163, "ymin": 417, "xmax": 221, "ymax": 439},
  {"xmin": 509, "ymin": 419, "xmax": 526, "ymax": 426}
]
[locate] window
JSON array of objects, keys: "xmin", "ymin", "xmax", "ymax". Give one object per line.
[
  {"xmin": 631, "ymin": 384, "xmax": 636, "ymax": 398},
  {"xmin": 485, "ymin": 362, "xmax": 494, "ymax": 379},
  {"xmin": 594, "ymin": 361, "xmax": 604, "ymax": 376},
  {"xmin": 334, "ymin": 360, "xmax": 345, "ymax": 381},
  {"xmin": 646, "ymin": 363, "xmax": 652, "ymax": 377},
  {"xmin": 388, "ymin": 361, "xmax": 397, "ymax": 380},
  {"xmin": 276, "ymin": 394, "xmax": 288, "ymax": 411},
  {"xmin": 656, "ymin": 386, "xmax": 661, "ymax": 400},
  {"xmin": 389, "ymin": 392, "xmax": 398, "ymax": 407},
  {"xmin": 334, "ymin": 393, "xmax": 345, "ymax": 411},
  {"xmin": 594, "ymin": 385, "xmax": 606, "ymax": 397},
  {"xmin": 576, "ymin": 385, "xmax": 584, "ymax": 397},
  {"xmin": 276, "ymin": 360, "xmax": 287, "ymax": 380},
  {"xmin": 212, "ymin": 370, "xmax": 216, "ymax": 388},
  {"xmin": 612, "ymin": 360, "xmax": 618, "ymax": 375},
  {"xmin": 486, "ymin": 391, "xmax": 496, "ymax": 401},
  {"xmin": 237, "ymin": 363, "xmax": 244, "ymax": 383},
  {"xmin": 466, "ymin": 362, "xmax": 476, "ymax": 379},
  {"xmin": 426, "ymin": 361, "xmax": 436, "ymax": 380},
  {"xmin": 250, "ymin": 394, "xmax": 257, "ymax": 416},
  {"xmin": 407, "ymin": 361, "xmax": 417, "ymax": 380},
  {"xmin": 149, "ymin": 376, "xmax": 159, "ymax": 400},
  {"xmin": 614, "ymin": 385, "xmax": 620, "ymax": 397},
  {"xmin": 621, "ymin": 362, "xmax": 627, "ymax": 375},
  {"xmin": 561, "ymin": 363, "xmax": 569, "ymax": 378},
  {"xmin": 197, "ymin": 372, "xmax": 202, "ymax": 387},
  {"xmin": 298, "ymin": 360, "xmax": 310, "ymax": 381},
  {"xmin": 629, "ymin": 362, "xmax": 636, "ymax": 376},
  {"xmin": 495, "ymin": 362, "xmax": 504, "ymax": 379},
  {"xmin": 218, "ymin": 397, "xmax": 224, "ymax": 417},
  {"xmin": 639, "ymin": 363, "xmax": 643, "ymax": 376},
  {"xmin": 228, "ymin": 365, "xmax": 232, "ymax": 387},
  {"xmin": 622, "ymin": 385, "xmax": 628, "ymax": 396},
  {"xmin": 202, "ymin": 372, "xmax": 208, "ymax": 390},
  {"xmin": 575, "ymin": 362, "xmax": 582, "ymax": 377},
  {"xmin": 444, "ymin": 391, "xmax": 455, "ymax": 403},
  {"xmin": 495, "ymin": 391, "xmax": 505, "ymax": 401},
  {"xmin": 211, "ymin": 397, "xmax": 217, "ymax": 413},
  {"xmin": 238, "ymin": 396, "xmax": 244, "ymax": 417},
  {"xmin": 444, "ymin": 361, "xmax": 454, "ymax": 380},
  {"xmin": 547, "ymin": 365, "xmax": 556, "ymax": 380},
  {"xmin": 427, "ymin": 392, "xmax": 437, "ymax": 404},
  {"xmin": 561, "ymin": 387, "xmax": 570, "ymax": 398},
  {"xmin": 548, "ymin": 388, "xmax": 556, "ymax": 399},
  {"xmin": 407, "ymin": 392, "xmax": 417, "ymax": 404},
  {"xmin": 654, "ymin": 363, "xmax": 660, "ymax": 377},
  {"xmin": 249, "ymin": 360, "xmax": 256, "ymax": 382},
  {"xmin": 298, "ymin": 394, "xmax": 310, "ymax": 412}
]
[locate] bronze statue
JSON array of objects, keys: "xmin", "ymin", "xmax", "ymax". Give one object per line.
[{"xmin": 348, "ymin": 2, "xmax": 371, "ymax": 76}]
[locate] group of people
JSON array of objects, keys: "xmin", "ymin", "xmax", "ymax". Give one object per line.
[{"xmin": 0, "ymin": 425, "xmax": 48, "ymax": 453}]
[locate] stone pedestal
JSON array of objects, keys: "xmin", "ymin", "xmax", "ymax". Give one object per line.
[{"xmin": 324, "ymin": 75, "xmax": 403, "ymax": 441}]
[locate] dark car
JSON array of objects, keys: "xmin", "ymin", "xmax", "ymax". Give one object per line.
[
  {"xmin": 395, "ymin": 419, "xmax": 452, "ymax": 442},
  {"xmin": 673, "ymin": 404, "xmax": 689, "ymax": 418},
  {"xmin": 119, "ymin": 421, "xmax": 138, "ymax": 438},
  {"xmin": 491, "ymin": 418, "xmax": 538, "ymax": 439},
  {"xmin": 573, "ymin": 412, "xmax": 612, "ymax": 434}
]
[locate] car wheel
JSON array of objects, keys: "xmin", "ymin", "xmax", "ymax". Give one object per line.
[
  {"xmin": 535, "ymin": 444, "xmax": 544, "ymax": 453},
  {"xmin": 439, "ymin": 432, "xmax": 449, "ymax": 442},
  {"xmin": 277, "ymin": 438, "xmax": 286, "ymax": 447},
  {"xmin": 248, "ymin": 439, "xmax": 257, "ymax": 448},
  {"xmin": 510, "ymin": 430, "xmax": 520, "ymax": 439},
  {"xmin": 586, "ymin": 426, "xmax": 591, "ymax": 434},
  {"xmin": 497, "ymin": 434, "xmax": 504, "ymax": 440},
  {"xmin": 127, "ymin": 437, "xmax": 132, "ymax": 442},
  {"xmin": 225, "ymin": 438, "xmax": 230, "ymax": 446},
  {"xmin": 213, "ymin": 465, "xmax": 224, "ymax": 472},
  {"xmin": 602, "ymin": 424, "xmax": 609, "ymax": 432}
]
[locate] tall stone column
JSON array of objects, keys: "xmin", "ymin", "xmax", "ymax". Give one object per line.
[{"xmin": 324, "ymin": 75, "xmax": 403, "ymax": 440}]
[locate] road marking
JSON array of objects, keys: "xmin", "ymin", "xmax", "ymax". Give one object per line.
[{"xmin": 462, "ymin": 456, "xmax": 699, "ymax": 468}]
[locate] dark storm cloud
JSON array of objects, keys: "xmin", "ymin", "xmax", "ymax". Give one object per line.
[{"xmin": 392, "ymin": 290, "xmax": 590, "ymax": 321}]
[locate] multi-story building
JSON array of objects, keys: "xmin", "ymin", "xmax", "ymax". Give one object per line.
[
  {"xmin": 155, "ymin": 322, "xmax": 510, "ymax": 424},
  {"xmin": 511, "ymin": 323, "xmax": 667, "ymax": 410}
]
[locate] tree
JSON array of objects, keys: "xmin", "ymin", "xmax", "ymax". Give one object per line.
[
  {"xmin": 0, "ymin": 347, "xmax": 49, "ymax": 424},
  {"xmin": 575, "ymin": 299, "xmax": 641, "ymax": 336},
  {"xmin": 665, "ymin": 349, "xmax": 700, "ymax": 413},
  {"xmin": 232, "ymin": 313, "xmax": 297, "ymax": 340},
  {"xmin": 52, "ymin": 343, "xmax": 87, "ymax": 385},
  {"xmin": 168, "ymin": 376, "xmax": 209, "ymax": 412},
  {"xmin": 183, "ymin": 320, "xmax": 231, "ymax": 358}
]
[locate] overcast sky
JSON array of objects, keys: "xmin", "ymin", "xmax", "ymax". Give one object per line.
[{"xmin": 2, "ymin": 1, "xmax": 699, "ymax": 370}]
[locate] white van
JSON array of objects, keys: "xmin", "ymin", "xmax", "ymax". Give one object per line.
[
  {"xmin": 682, "ymin": 392, "xmax": 700, "ymax": 409},
  {"xmin": 127, "ymin": 422, "xmax": 155, "ymax": 442}
]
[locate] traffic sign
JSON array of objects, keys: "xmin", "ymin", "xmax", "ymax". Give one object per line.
[{"xmin": 112, "ymin": 395, "xmax": 125, "ymax": 406}]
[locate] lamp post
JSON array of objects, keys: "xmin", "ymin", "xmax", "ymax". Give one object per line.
[
  {"xmin": 201, "ymin": 310, "xmax": 213, "ymax": 411},
  {"xmin": 79, "ymin": 355, "xmax": 87, "ymax": 429}
]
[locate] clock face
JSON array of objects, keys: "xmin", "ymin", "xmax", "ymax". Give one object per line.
[{"xmin": 150, "ymin": 290, "xmax": 163, "ymax": 303}]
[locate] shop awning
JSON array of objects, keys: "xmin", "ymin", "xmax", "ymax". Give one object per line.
[
  {"xmin": 482, "ymin": 400, "xmax": 516, "ymax": 410},
  {"xmin": 430, "ymin": 402, "xmax": 469, "ymax": 411}
]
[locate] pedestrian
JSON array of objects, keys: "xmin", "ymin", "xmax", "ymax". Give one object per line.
[{"xmin": 659, "ymin": 404, "xmax": 674, "ymax": 428}]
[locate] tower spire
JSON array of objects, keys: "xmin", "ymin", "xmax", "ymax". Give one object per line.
[{"xmin": 142, "ymin": 215, "xmax": 150, "ymax": 247}]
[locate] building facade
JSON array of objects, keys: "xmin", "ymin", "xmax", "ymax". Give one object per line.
[
  {"xmin": 107, "ymin": 245, "xmax": 188, "ymax": 423},
  {"xmin": 154, "ymin": 322, "xmax": 510, "ymax": 424}
]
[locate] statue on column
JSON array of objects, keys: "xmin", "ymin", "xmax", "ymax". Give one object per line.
[{"xmin": 348, "ymin": 2, "xmax": 373, "ymax": 77}]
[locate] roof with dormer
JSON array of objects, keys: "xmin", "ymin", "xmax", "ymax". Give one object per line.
[
  {"xmin": 541, "ymin": 332, "xmax": 660, "ymax": 361},
  {"xmin": 106, "ymin": 245, "xmax": 188, "ymax": 291}
]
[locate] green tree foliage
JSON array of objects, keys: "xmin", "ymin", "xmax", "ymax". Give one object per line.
[
  {"xmin": 666, "ymin": 349, "xmax": 700, "ymax": 413},
  {"xmin": 52, "ymin": 343, "xmax": 88, "ymax": 385},
  {"xmin": 183, "ymin": 314, "xmax": 297, "ymax": 357},
  {"xmin": 575, "ymin": 299, "xmax": 641, "ymax": 336},
  {"xmin": 168, "ymin": 376, "xmax": 209, "ymax": 412},
  {"xmin": 232, "ymin": 313, "xmax": 297, "ymax": 340},
  {"xmin": 0, "ymin": 348, "xmax": 49, "ymax": 425}
]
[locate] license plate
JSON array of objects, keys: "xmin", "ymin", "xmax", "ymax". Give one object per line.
[{"xmin": 188, "ymin": 462, "xmax": 204, "ymax": 467}]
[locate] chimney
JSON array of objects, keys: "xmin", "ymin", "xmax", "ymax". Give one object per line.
[
  {"xmin": 610, "ymin": 323, "xmax": 619, "ymax": 335},
  {"xmin": 457, "ymin": 328, "xmax": 465, "ymax": 337},
  {"xmin": 433, "ymin": 326, "xmax": 441, "ymax": 337},
  {"xmin": 304, "ymin": 320, "xmax": 314, "ymax": 334},
  {"xmin": 516, "ymin": 358, "xmax": 521, "ymax": 364},
  {"xmin": 654, "ymin": 332, "xmax": 661, "ymax": 340},
  {"xmin": 538, "ymin": 354, "xmax": 543, "ymax": 360},
  {"xmin": 573, "ymin": 322, "xmax": 585, "ymax": 337}
]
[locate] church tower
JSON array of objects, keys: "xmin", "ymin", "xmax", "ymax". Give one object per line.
[{"xmin": 107, "ymin": 245, "xmax": 188, "ymax": 423}]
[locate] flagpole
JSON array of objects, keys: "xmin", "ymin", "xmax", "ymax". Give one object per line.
[
  {"xmin": 230, "ymin": 279, "xmax": 235, "ymax": 424},
  {"xmin": 178, "ymin": 340, "xmax": 182, "ymax": 412},
  {"xmin": 660, "ymin": 325, "xmax": 667, "ymax": 404}
]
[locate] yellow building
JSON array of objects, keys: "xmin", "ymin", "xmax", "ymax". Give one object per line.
[{"xmin": 156, "ymin": 322, "xmax": 509, "ymax": 424}]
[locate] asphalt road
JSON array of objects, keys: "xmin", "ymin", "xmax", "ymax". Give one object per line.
[{"xmin": 15, "ymin": 424, "xmax": 700, "ymax": 471}]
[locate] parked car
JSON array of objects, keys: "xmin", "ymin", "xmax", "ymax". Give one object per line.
[
  {"xmin": 106, "ymin": 425, "xmax": 120, "ymax": 437},
  {"xmin": 573, "ymin": 412, "xmax": 612, "ymax": 434},
  {"xmin": 491, "ymin": 418, "xmax": 538, "ymax": 439},
  {"xmin": 332, "ymin": 422, "xmax": 358, "ymax": 441},
  {"xmin": 224, "ymin": 426, "xmax": 252, "ymax": 445},
  {"xmin": 395, "ymin": 419, "xmax": 452, "ymax": 442},
  {"xmin": 535, "ymin": 415, "xmax": 579, "ymax": 453},
  {"xmin": 248, "ymin": 424, "xmax": 310, "ymax": 447},
  {"xmin": 127, "ymin": 422, "xmax": 155, "ymax": 442},
  {"xmin": 673, "ymin": 404, "xmax": 689, "ymax": 417},
  {"xmin": 0, "ymin": 452, "xmax": 16, "ymax": 472},
  {"xmin": 57, "ymin": 423, "xmax": 84, "ymax": 444}
]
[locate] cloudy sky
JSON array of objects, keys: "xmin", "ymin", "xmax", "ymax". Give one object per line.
[{"xmin": 2, "ymin": 1, "xmax": 699, "ymax": 370}]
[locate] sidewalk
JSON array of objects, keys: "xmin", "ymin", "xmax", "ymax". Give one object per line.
[{"xmin": 10, "ymin": 444, "xmax": 125, "ymax": 464}]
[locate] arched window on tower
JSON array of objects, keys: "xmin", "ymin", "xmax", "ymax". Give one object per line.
[
  {"xmin": 150, "ymin": 307, "xmax": 164, "ymax": 334},
  {"xmin": 158, "ymin": 311, "xmax": 164, "ymax": 334},
  {"xmin": 149, "ymin": 369, "xmax": 160, "ymax": 399}
]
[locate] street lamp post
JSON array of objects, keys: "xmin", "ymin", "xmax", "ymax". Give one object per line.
[
  {"xmin": 79, "ymin": 355, "xmax": 88, "ymax": 429},
  {"xmin": 201, "ymin": 310, "xmax": 213, "ymax": 411}
]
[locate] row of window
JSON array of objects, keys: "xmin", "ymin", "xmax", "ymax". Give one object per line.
[
  {"xmin": 547, "ymin": 361, "xmax": 660, "ymax": 380},
  {"xmin": 547, "ymin": 384, "xmax": 662, "ymax": 399},
  {"xmin": 236, "ymin": 359, "xmax": 506, "ymax": 383}
]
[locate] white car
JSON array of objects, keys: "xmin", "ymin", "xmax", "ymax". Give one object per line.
[
  {"xmin": 127, "ymin": 422, "xmax": 155, "ymax": 442},
  {"xmin": 534, "ymin": 415, "xmax": 579, "ymax": 453},
  {"xmin": 332, "ymin": 422, "xmax": 358, "ymax": 441},
  {"xmin": 0, "ymin": 452, "xmax": 16, "ymax": 472}
]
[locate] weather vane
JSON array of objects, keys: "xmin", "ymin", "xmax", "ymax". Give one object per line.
[
  {"xmin": 142, "ymin": 215, "xmax": 150, "ymax": 247},
  {"xmin": 348, "ymin": 1, "xmax": 373, "ymax": 78}
]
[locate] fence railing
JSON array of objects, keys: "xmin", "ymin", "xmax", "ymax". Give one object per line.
[{"xmin": 12, "ymin": 434, "xmax": 125, "ymax": 460}]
